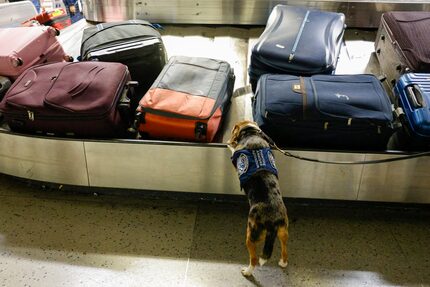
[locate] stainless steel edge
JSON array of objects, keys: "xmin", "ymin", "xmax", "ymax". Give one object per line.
[
  {"xmin": 358, "ymin": 153, "xmax": 430, "ymax": 203},
  {"xmin": 85, "ymin": 141, "xmax": 364, "ymax": 200},
  {"xmin": 84, "ymin": 141, "xmax": 242, "ymax": 195},
  {"xmin": 275, "ymin": 150, "xmax": 365, "ymax": 200},
  {"xmin": 1, "ymin": 130, "xmax": 429, "ymax": 203},
  {"xmin": 0, "ymin": 132, "xmax": 89, "ymax": 186},
  {"xmin": 84, "ymin": 141, "xmax": 364, "ymax": 199},
  {"xmin": 82, "ymin": 0, "xmax": 430, "ymax": 28}
]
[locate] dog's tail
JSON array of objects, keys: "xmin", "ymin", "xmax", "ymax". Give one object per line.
[{"xmin": 262, "ymin": 225, "xmax": 278, "ymax": 260}]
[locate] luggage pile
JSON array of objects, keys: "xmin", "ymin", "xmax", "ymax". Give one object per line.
[
  {"xmin": 250, "ymin": 4, "xmax": 396, "ymax": 150},
  {"xmin": 0, "ymin": 20, "xmax": 235, "ymax": 142},
  {"xmin": 374, "ymin": 11, "xmax": 430, "ymax": 149},
  {"xmin": 0, "ymin": 6, "xmax": 429, "ymax": 150},
  {"xmin": 250, "ymin": 5, "xmax": 430, "ymax": 151}
]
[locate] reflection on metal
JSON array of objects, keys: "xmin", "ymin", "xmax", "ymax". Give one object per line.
[
  {"xmin": 0, "ymin": 132, "xmax": 89, "ymax": 186},
  {"xmin": 358, "ymin": 154, "xmax": 430, "ymax": 203},
  {"xmin": 1, "ymin": 15, "xmax": 430, "ymax": 203},
  {"xmin": 84, "ymin": 141, "xmax": 241, "ymax": 195},
  {"xmin": 82, "ymin": 0, "xmax": 430, "ymax": 28},
  {"xmin": 1, "ymin": 131, "xmax": 429, "ymax": 203},
  {"xmin": 275, "ymin": 150, "xmax": 364, "ymax": 201}
]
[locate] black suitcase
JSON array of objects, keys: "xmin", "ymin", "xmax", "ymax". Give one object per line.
[
  {"xmin": 80, "ymin": 20, "xmax": 168, "ymax": 109},
  {"xmin": 253, "ymin": 74, "xmax": 394, "ymax": 150},
  {"xmin": 375, "ymin": 12, "xmax": 430, "ymax": 89},
  {"xmin": 249, "ymin": 5, "xmax": 345, "ymax": 91}
]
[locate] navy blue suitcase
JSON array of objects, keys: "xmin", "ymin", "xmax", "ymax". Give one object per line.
[
  {"xmin": 249, "ymin": 5, "xmax": 345, "ymax": 91},
  {"xmin": 393, "ymin": 73, "xmax": 430, "ymax": 147},
  {"xmin": 253, "ymin": 74, "xmax": 394, "ymax": 150}
]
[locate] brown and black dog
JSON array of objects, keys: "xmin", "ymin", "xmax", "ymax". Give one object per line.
[{"xmin": 227, "ymin": 120, "xmax": 289, "ymax": 276}]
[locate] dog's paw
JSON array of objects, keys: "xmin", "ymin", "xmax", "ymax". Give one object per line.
[
  {"xmin": 241, "ymin": 266, "xmax": 254, "ymax": 276},
  {"xmin": 278, "ymin": 259, "xmax": 288, "ymax": 268},
  {"xmin": 259, "ymin": 257, "xmax": 267, "ymax": 266}
]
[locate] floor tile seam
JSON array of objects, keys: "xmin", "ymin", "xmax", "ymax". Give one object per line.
[
  {"xmin": 182, "ymin": 204, "xmax": 200, "ymax": 287},
  {"xmin": 387, "ymin": 224, "xmax": 421, "ymax": 283}
]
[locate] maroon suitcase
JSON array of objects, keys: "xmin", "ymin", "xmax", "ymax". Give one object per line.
[
  {"xmin": 0, "ymin": 61, "xmax": 135, "ymax": 138},
  {"xmin": 0, "ymin": 26, "xmax": 69, "ymax": 79},
  {"xmin": 375, "ymin": 11, "xmax": 430, "ymax": 87}
]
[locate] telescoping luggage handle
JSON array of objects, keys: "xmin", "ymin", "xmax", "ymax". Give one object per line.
[
  {"xmin": 86, "ymin": 38, "xmax": 161, "ymax": 59},
  {"xmin": 394, "ymin": 84, "xmax": 426, "ymax": 132},
  {"xmin": 406, "ymin": 85, "xmax": 425, "ymax": 108},
  {"xmin": 288, "ymin": 10, "xmax": 310, "ymax": 62}
]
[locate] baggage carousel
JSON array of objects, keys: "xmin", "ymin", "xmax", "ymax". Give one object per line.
[{"xmin": 1, "ymin": 4, "xmax": 430, "ymax": 204}]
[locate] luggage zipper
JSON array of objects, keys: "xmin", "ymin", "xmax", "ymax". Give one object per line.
[
  {"xmin": 289, "ymin": 10, "xmax": 310, "ymax": 62},
  {"xmin": 139, "ymin": 106, "xmax": 209, "ymax": 121}
]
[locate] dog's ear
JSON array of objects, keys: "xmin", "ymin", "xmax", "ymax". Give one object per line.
[{"xmin": 228, "ymin": 121, "xmax": 261, "ymax": 150}]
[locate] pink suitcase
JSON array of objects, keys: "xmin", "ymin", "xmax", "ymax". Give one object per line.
[{"xmin": 0, "ymin": 26, "xmax": 68, "ymax": 79}]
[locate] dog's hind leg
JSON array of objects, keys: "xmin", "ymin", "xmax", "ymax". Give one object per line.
[
  {"xmin": 277, "ymin": 223, "xmax": 289, "ymax": 268},
  {"xmin": 242, "ymin": 222, "xmax": 261, "ymax": 276},
  {"xmin": 260, "ymin": 226, "xmax": 277, "ymax": 266}
]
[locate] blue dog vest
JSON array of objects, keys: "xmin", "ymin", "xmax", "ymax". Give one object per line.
[{"xmin": 231, "ymin": 148, "xmax": 278, "ymax": 187}]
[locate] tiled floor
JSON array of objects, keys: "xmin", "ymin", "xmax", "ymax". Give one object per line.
[{"xmin": 0, "ymin": 173, "xmax": 429, "ymax": 287}]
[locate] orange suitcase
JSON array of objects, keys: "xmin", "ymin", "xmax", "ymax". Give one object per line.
[{"xmin": 136, "ymin": 56, "xmax": 235, "ymax": 142}]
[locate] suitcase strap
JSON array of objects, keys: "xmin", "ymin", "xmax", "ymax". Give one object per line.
[{"xmin": 289, "ymin": 10, "xmax": 310, "ymax": 62}]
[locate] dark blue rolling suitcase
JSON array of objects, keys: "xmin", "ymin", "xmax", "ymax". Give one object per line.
[
  {"xmin": 253, "ymin": 74, "xmax": 394, "ymax": 150},
  {"xmin": 249, "ymin": 5, "xmax": 345, "ymax": 91},
  {"xmin": 393, "ymin": 73, "xmax": 430, "ymax": 148}
]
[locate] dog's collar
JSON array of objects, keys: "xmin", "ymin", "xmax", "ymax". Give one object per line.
[{"xmin": 231, "ymin": 148, "xmax": 278, "ymax": 188}]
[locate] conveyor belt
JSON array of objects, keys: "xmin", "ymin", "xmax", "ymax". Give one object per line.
[{"xmin": 1, "ymin": 19, "xmax": 429, "ymax": 204}]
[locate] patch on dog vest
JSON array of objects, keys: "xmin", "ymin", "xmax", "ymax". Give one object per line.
[{"xmin": 231, "ymin": 148, "xmax": 278, "ymax": 187}]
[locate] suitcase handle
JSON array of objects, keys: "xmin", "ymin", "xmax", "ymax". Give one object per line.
[
  {"xmin": 406, "ymin": 85, "xmax": 424, "ymax": 109},
  {"xmin": 118, "ymin": 81, "xmax": 138, "ymax": 125}
]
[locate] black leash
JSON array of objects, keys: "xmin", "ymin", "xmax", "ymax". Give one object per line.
[{"xmin": 259, "ymin": 131, "xmax": 430, "ymax": 165}]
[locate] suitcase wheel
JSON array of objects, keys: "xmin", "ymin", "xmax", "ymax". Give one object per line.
[
  {"xmin": 11, "ymin": 57, "xmax": 23, "ymax": 67},
  {"xmin": 64, "ymin": 55, "xmax": 74, "ymax": 62},
  {"xmin": 47, "ymin": 27, "xmax": 60, "ymax": 37}
]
